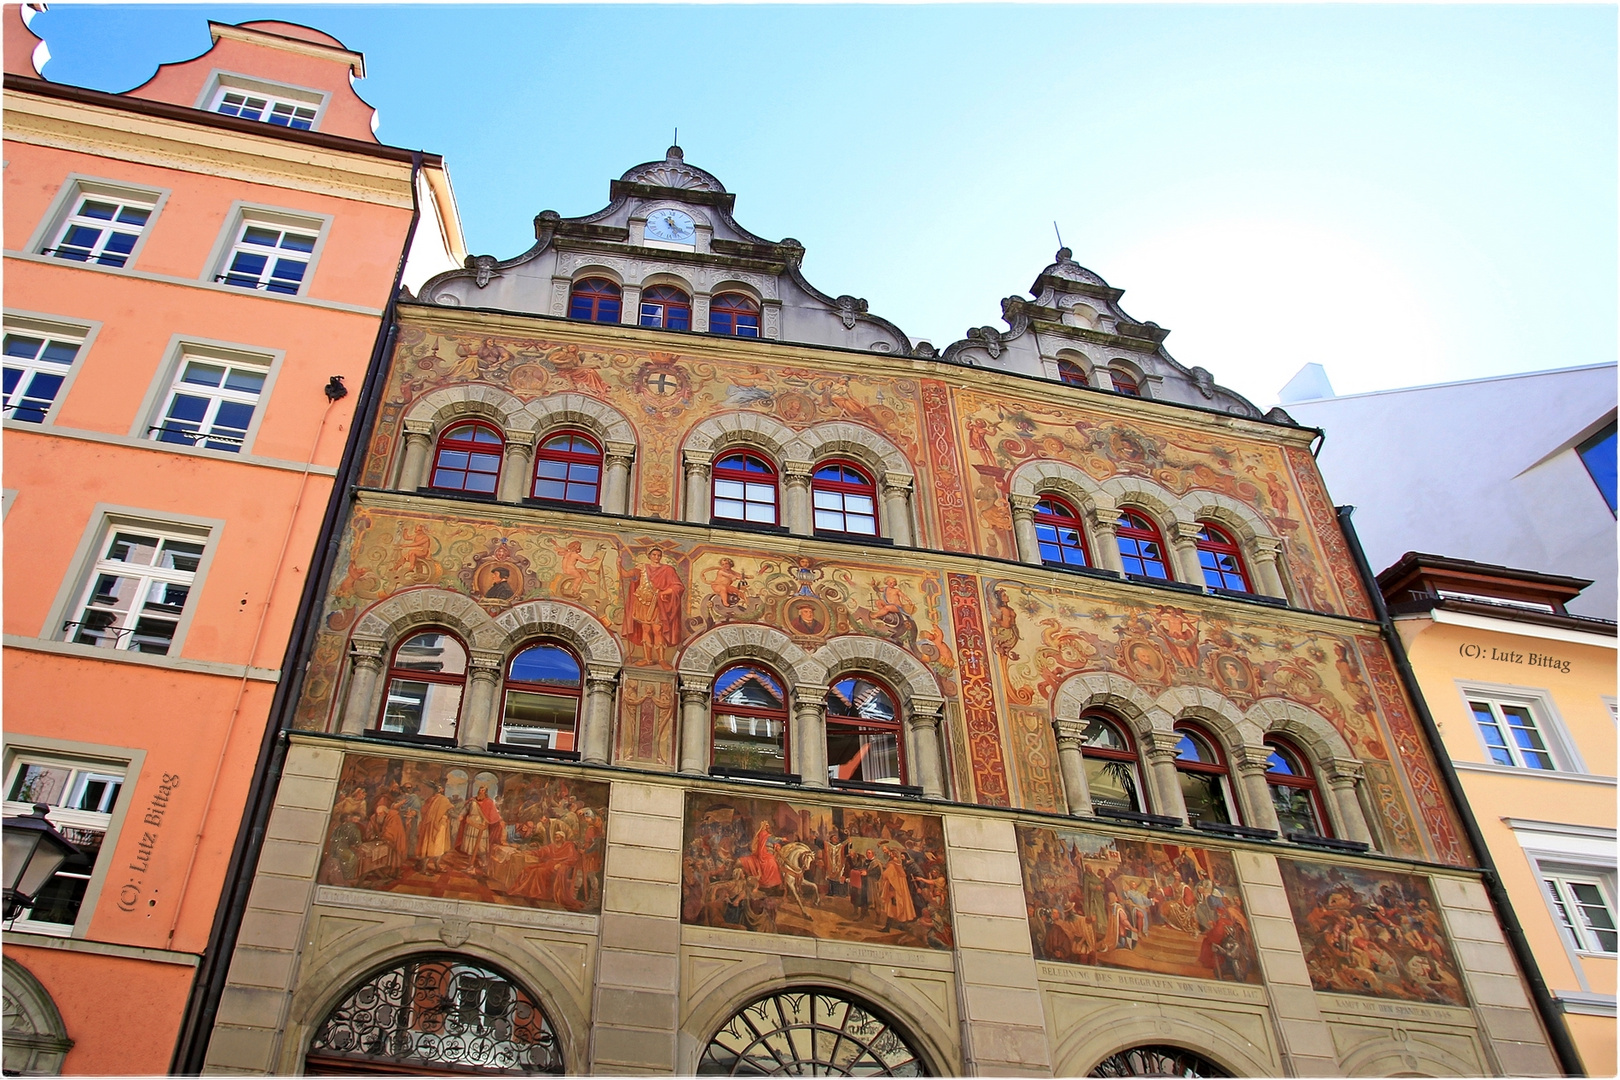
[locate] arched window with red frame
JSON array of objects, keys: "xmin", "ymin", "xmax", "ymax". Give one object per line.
[
  {"xmin": 430, "ymin": 421, "xmax": 503, "ymax": 495},
  {"xmin": 497, "ymin": 641, "xmax": 582, "ymax": 754},
  {"xmin": 1174, "ymin": 723, "xmax": 1238, "ymax": 825},
  {"xmin": 639, "ymin": 285, "xmax": 691, "ymax": 330},
  {"xmin": 712, "ymin": 452, "xmax": 778, "ymax": 525},
  {"xmin": 1116, "ymin": 510, "xmax": 1172, "ymax": 580},
  {"xmin": 531, "ymin": 431, "xmax": 602, "ymax": 506},
  {"xmin": 1110, "ymin": 368, "xmax": 1141, "ymax": 396},
  {"xmin": 568, "ymin": 277, "xmax": 621, "ymax": 323},
  {"xmin": 377, "ymin": 630, "xmax": 467, "ymax": 742},
  {"xmin": 1265, "ymin": 737, "xmax": 1331, "ymax": 838},
  {"xmin": 1195, "ymin": 522, "xmax": 1251, "ymax": 592},
  {"xmin": 1080, "ymin": 711, "xmax": 1145, "ymax": 814},
  {"xmin": 1057, "ymin": 358, "xmax": 1090, "ymax": 387},
  {"xmin": 812, "ymin": 461, "xmax": 878, "ymax": 536},
  {"xmin": 711, "ymin": 293, "xmax": 761, "ymax": 337},
  {"xmin": 827, "ymin": 675, "xmax": 904, "ymax": 787},
  {"xmin": 1034, "ymin": 495, "xmax": 1090, "ymax": 567},
  {"xmin": 712, "ymin": 663, "xmax": 789, "ymax": 775}
]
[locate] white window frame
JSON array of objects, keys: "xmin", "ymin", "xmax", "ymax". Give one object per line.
[
  {"xmin": 2, "ymin": 739, "xmax": 143, "ymax": 938},
  {"xmin": 42, "ymin": 507, "xmax": 223, "ymax": 660},
  {"xmin": 62, "ymin": 526, "xmax": 208, "ymax": 656},
  {"xmin": 2, "ymin": 312, "xmax": 99, "ymax": 426},
  {"xmin": 27, "ymin": 176, "xmax": 167, "ymax": 271},
  {"xmin": 1505, "ymin": 819, "xmax": 1617, "ymax": 989},
  {"xmin": 139, "ymin": 338, "xmax": 280, "ymax": 454},
  {"xmin": 1457, "ymin": 681, "xmax": 1584, "ymax": 773},
  {"xmin": 196, "ymin": 70, "xmax": 328, "ymax": 132},
  {"xmin": 205, "ymin": 202, "xmax": 332, "ymax": 299},
  {"xmin": 1543, "ymin": 871, "xmax": 1619, "ymax": 956}
]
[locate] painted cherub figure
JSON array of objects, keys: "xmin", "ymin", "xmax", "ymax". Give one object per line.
[
  {"xmin": 702, "ymin": 558, "xmax": 748, "ymax": 608},
  {"xmin": 550, "ymin": 539, "xmax": 604, "ymax": 599}
]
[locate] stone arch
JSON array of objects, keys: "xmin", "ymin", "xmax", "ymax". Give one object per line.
[
  {"xmin": 1337, "ymin": 1033, "xmax": 1482, "ymax": 1078},
  {"xmin": 519, "ymin": 393, "xmax": 635, "ymax": 447},
  {"xmin": 402, "ymin": 383, "xmax": 532, "ymax": 437},
  {"xmin": 2, "ymin": 957, "xmax": 73, "ymax": 1076},
  {"xmin": 676, "ymin": 623, "xmax": 826, "ymax": 692},
  {"xmin": 637, "ymin": 269, "xmax": 697, "ymax": 295},
  {"xmin": 1106, "ymin": 356, "xmax": 1151, "ymax": 398},
  {"xmin": 568, "ymin": 262, "xmax": 623, "ymax": 287},
  {"xmin": 1052, "ymin": 1001, "xmax": 1278, "ymax": 1078},
  {"xmin": 1154, "ymin": 685, "xmax": 1262, "ymax": 751},
  {"xmin": 682, "ymin": 411, "xmax": 801, "ymax": 459},
  {"xmin": 710, "ymin": 277, "xmax": 763, "ymax": 305},
  {"xmin": 1245, "ymin": 698, "xmax": 1357, "ymax": 767},
  {"xmin": 1099, "ymin": 475, "xmax": 1191, "ymax": 527},
  {"xmin": 350, "ymin": 587, "xmax": 505, "ymax": 653},
  {"xmin": 810, "ymin": 635, "xmax": 943, "ymax": 710},
  {"xmin": 1183, "ymin": 490, "xmax": 1277, "ymax": 547},
  {"xmin": 788, "ymin": 421, "xmax": 912, "ymax": 478},
  {"xmin": 279, "ymin": 930, "xmax": 588, "ymax": 1079},
  {"xmin": 1053, "ymin": 670, "xmax": 1171, "ymax": 738},
  {"xmin": 1009, "ymin": 459, "xmax": 1114, "ymax": 516},
  {"xmin": 495, "ymin": 599, "xmax": 622, "ymax": 671},
  {"xmin": 678, "ymin": 958, "xmax": 959, "ymax": 1078}
]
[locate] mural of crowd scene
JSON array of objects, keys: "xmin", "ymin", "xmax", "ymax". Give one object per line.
[
  {"xmin": 1016, "ymin": 825, "xmax": 1261, "ymax": 985},
  {"xmin": 681, "ymin": 791, "xmax": 953, "ymax": 951},
  {"xmin": 317, "ymin": 754, "xmax": 609, "ymax": 914},
  {"xmin": 1278, "ymin": 859, "xmax": 1466, "ymax": 1006}
]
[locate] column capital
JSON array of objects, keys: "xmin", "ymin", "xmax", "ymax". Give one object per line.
[
  {"xmin": 682, "ymin": 448, "xmax": 714, "ymax": 472},
  {"xmin": 1325, "ymin": 758, "xmax": 1364, "ymax": 787},
  {"xmin": 1233, "ymin": 755, "xmax": 1271, "ymax": 779},
  {"xmin": 1145, "ymin": 730, "xmax": 1183, "ymax": 760},
  {"xmin": 604, "ymin": 440, "xmax": 637, "ymax": 464},
  {"xmin": 1052, "ymin": 718, "xmax": 1087, "ymax": 747},
  {"xmin": 881, "ymin": 471, "xmax": 914, "ymax": 494},
  {"xmin": 586, "ymin": 665, "xmax": 621, "ymax": 687},
  {"xmin": 783, "ymin": 460, "xmax": 815, "ymax": 483},
  {"xmin": 1009, "ymin": 493, "xmax": 1040, "ymax": 518},
  {"xmin": 1091, "ymin": 512, "xmax": 1120, "ymax": 534},
  {"xmin": 793, "ymin": 686, "xmax": 829, "ymax": 710},
  {"xmin": 350, "ymin": 637, "xmax": 387, "ymax": 666},
  {"xmin": 403, "ymin": 418, "xmax": 435, "ymax": 438},
  {"xmin": 678, "ymin": 680, "xmax": 712, "ymax": 705},
  {"xmin": 1168, "ymin": 519, "xmax": 1204, "ymax": 545},
  {"xmin": 468, "ymin": 650, "xmax": 505, "ymax": 676},
  {"xmin": 1251, "ymin": 535, "xmax": 1284, "ymax": 560},
  {"xmin": 505, "ymin": 429, "xmax": 537, "ymax": 451}
]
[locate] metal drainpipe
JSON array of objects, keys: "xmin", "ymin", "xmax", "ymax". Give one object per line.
[
  {"xmin": 169, "ymin": 151, "xmax": 426, "ymax": 1076},
  {"xmin": 1336, "ymin": 505, "xmax": 1585, "ymax": 1078}
]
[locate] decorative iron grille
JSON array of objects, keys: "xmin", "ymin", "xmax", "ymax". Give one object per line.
[
  {"xmin": 1089, "ymin": 1045, "xmax": 1231, "ymax": 1078},
  {"xmin": 699, "ymin": 988, "xmax": 925, "ymax": 1076},
  {"xmin": 306, "ymin": 955, "xmax": 563, "ymax": 1075}
]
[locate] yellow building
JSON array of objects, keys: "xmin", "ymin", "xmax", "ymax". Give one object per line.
[{"xmin": 1381, "ymin": 552, "xmax": 1617, "ymax": 1074}]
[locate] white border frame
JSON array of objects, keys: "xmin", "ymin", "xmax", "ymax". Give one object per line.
[
  {"xmin": 195, "ymin": 68, "xmax": 331, "ymax": 131},
  {"xmin": 23, "ymin": 174, "xmax": 171, "ymax": 272},
  {"xmin": 2, "ymin": 309, "xmax": 105, "ymax": 427},
  {"xmin": 1456, "ymin": 678, "xmax": 1586, "ymax": 773},
  {"xmin": 128, "ymin": 334, "xmax": 285, "ymax": 456},
  {"xmin": 201, "ymin": 201, "xmax": 335, "ymax": 300}
]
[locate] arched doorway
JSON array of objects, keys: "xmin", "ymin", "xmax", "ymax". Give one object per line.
[
  {"xmin": 304, "ymin": 954, "xmax": 563, "ymax": 1075},
  {"xmin": 2, "ymin": 957, "xmax": 74, "ymax": 1075},
  {"xmin": 1089, "ymin": 1045, "xmax": 1232, "ymax": 1077},
  {"xmin": 699, "ymin": 988, "xmax": 927, "ymax": 1076}
]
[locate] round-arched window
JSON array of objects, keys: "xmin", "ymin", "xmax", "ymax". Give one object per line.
[
  {"xmin": 1057, "ymin": 358, "xmax": 1090, "ymax": 387},
  {"xmin": 1109, "ymin": 368, "xmax": 1141, "ymax": 397},
  {"xmin": 1195, "ymin": 522, "xmax": 1251, "ymax": 592},
  {"xmin": 568, "ymin": 278, "xmax": 621, "ymax": 323},
  {"xmin": 826, "ymin": 675, "xmax": 904, "ymax": 785},
  {"xmin": 711, "ymin": 293, "xmax": 761, "ymax": 337},
  {"xmin": 712, "ymin": 452, "xmax": 779, "ymax": 525},
  {"xmin": 712, "ymin": 664, "xmax": 790, "ymax": 775},
  {"xmin": 305, "ymin": 954, "xmax": 564, "ymax": 1075},
  {"xmin": 1089, "ymin": 1045, "xmax": 1230, "ymax": 1077},
  {"xmin": 1079, "ymin": 712, "xmax": 1143, "ymax": 814},
  {"xmin": 699, "ymin": 988, "xmax": 927, "ymax": 1076},
  {"xmin": 431, "ymin": 422, "xmax": 503, "ymax": 496},
  {"xmin": 812, "ymin": 461, "xmax": 879, "ymax": 536},
  {"xmin": 1034, "ymin": 495, "xmax": 1090, "ymax": 568},
  {"xmin": 1265, "ymin": 736, "xmax": 1330, "ymax": 838},
  {"xmin": 639, "ymin": 285, "xmax": 692, "ymax": 330},
  {"xmin": 498, "ymin": 642, "xmax": 583, "ymax": 753},
  {"xmin": 531, "ymin": 431, "xmax": 602, "ymax": 506},
  {"xmin": 1174, "ymin": 723, "xmax": 1238, "ymax": 826},
  {"xmin": 378, "ymin": 631, "xmax": 468, "ymax": 741},
  {"xmin": 1115, "ymin": 510, "xmax": 1171, "ymax": 580}
]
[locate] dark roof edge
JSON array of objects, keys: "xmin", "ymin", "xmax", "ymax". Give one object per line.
[
  {"xmin": 3, "ymin": 73, "xmax": 439, "ymax": 166},
  {"xmin": 1389, "ymin": 596, "xmax": 1616, "ymax": 636},
  {"xmin": 1377, "ymin": 550, "xmax": 1596, "ymax": 592}
]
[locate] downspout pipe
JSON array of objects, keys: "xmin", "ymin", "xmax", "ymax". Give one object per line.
[
  {"xmin": 1336, "ymin": 504, "xmax": 1585, "ymax": 1078},
  {"xmin": 170, "ymin": 150, "xmax": 426, "ymax": 1076}
]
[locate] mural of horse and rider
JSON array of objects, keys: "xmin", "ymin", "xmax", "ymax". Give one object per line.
[{"xmin": 681, "ymin": 791, "xmax": 954, "ymax": 951}]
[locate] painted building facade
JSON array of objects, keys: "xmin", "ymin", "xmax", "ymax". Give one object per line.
[
  {"xmin": 1, "ymin": 12, "xmax": 460, "ymax": 1073},
  {"xmin": 1380, "ymin": 553, "xmax": 1618, "ymax": 1075},
  {"xmin": 199, "ymin": 149, "xmax": 1567, "ymax": 1076}
]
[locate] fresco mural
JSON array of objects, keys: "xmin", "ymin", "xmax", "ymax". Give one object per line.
[
  {"xmin": 681, "ymin": 791, "xmax": 953, "ymax": 951},
  {"xmin": 1279, "ymin": 859, "xmax": 1467, "ymax": 1006},
  {"xmin": 1016, "ymin": 825, "xmax": 1261, "ymax": 984},
  {"xmin": 316, "ymin": 753, "xmax": 609, "ymax": 914}
]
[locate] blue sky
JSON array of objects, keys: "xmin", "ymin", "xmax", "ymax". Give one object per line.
[{"xmin": 26, "ymin": 4, "xmax": 1618, "ymax": 407}]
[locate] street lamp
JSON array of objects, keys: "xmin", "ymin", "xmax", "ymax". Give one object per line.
[{"xmin": 3, "ymin": 804, "xmax": 78, "ymax": 922}]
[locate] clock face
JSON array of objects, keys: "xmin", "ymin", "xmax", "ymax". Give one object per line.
[{"xmin": 646, "ymin": 208, "xmax": 697, "ymax": 244}]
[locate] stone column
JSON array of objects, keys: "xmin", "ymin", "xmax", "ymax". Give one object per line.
[
  {"xmin": 1089, "ymin": 509, "xmax": 1125, "ymax": 574},
  {"xmin": 339, "ymin": 638, "xmax": 387, "ymax": 734},
  {"xmin": 397, "ymin": 420, "xmax": 435, "ymax": 491},
  {"xmin": 783, "ymin": 460, "xmax": 814, "ymax": 535},
  {"xmin": 677, "ymin": 680, "xmax": 711, "ymax": 775},
  {"xmin": 1250, "ymin": 536, "xmax": 1289, "ymax": 600},
  {"xmin": 1009, "ymin": 494, "xmax": 1042, "ymax": 565},
  {"xmin": 693, "ymin": 292, "xmax": 711, "ymax": 333},
  {"xmin": 1144, "ymin": 732, "xmax": 1188, "ymax": 822},
  {"xmin": 459, "ymin": 651, "xmax": 503, "ymax": 749},
  {"xmin": 794, "ymin": 688, "xmax": 829, "ymax": 787},
  {"xmin": 581, "ymin": 667, "xmax": 619, "ymax": 764},
  {"xmin": 1167, "ymin": 519, "xmax": 1207, "ymax": 586},
  {"xmin": 906, "ymin": 699, "xmax": 947, "ymax": 798},
  {"xmin": 1234, "ymin": 752, "xmax": 1281, "ymax": 833},
  {"xmin": 497, "ymin": 431, "xmax": 535, "ymax": 503},
  {"xmin": 1052, "ymin": 719, "xmax": 1094, "ymax": 817},
  {"xmin": 880, "ymin": 472, "xmax": 914, "ymax": 547},
  {"xmin": 1325, "ymin": 760, "xmax": 1375, "ymax": 844},
  {"xmin": 602, "ymin": 440, "xmax": 636, "ymax": 516},
  {"xmin": 681, "ymin": 450, "xmax": 712, "ymax": 523},
  {"xmin": 620, "ymin": 284, "xmax": 643, "ymax": 326}
]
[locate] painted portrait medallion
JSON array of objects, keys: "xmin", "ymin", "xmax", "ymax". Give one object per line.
[
  {"xmin": 1016, "ymin": 825, "xmax": 1261, "ymax": 984},
  {"xmin": 1279, "ymin": 859, "xmax": 1467, "ymax": 1006},
  {"xmin": 317, "ymin": 753, "xmax": 609, "ymax": 914},
  {"xmin": 681, "ymin": 791, "xmax": 953, "ymax": 950}
]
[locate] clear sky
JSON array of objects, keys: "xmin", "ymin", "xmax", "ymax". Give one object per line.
[{"xmin": 25, "ymin": 4, "xmax": 1618, "ymax": 408}]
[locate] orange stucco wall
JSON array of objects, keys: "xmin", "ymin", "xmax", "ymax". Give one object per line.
[{"xmin": 1396, "ymin": 614, "xmax": 1617, "ymax": 1075}]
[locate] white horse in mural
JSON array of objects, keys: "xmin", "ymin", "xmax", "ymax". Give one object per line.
[{"xmin": 775, "ymin": 841, "xmax": 820, "ymax": 916}]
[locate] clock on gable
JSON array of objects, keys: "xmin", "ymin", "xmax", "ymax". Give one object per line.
[{"xmin": 644, "ymin": 208, "xmax": 697, "ymax": 246}]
